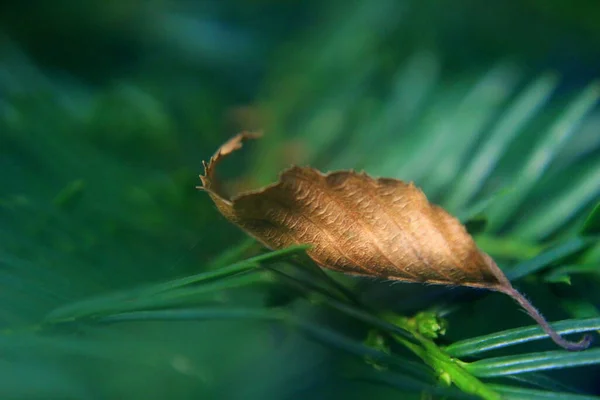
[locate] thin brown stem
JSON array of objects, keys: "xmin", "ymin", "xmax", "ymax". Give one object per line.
[{"xmin": 499, "ymin": 286, "xmax": 592, "ymax": 351}]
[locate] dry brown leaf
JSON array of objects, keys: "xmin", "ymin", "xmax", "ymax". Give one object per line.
[{"xmin": 198, "ymin": 132, "xmax": 592, "ymax": 351}]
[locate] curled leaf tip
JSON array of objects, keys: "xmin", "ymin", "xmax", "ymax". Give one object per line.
[
  {"xmin": 199, "ymin": 131, "xmax": 262, "ymax": 193},
  {"xmin": 199, "ymin": 133, "xmax": 592, "ymax": 352}
]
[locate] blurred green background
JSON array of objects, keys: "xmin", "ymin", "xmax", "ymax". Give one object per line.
[{"xmin": 1, "ymin": 1, "xmax": 600, "ymax": 399}]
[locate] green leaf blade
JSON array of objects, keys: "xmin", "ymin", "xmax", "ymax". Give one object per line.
[
  {"xmin": 487, "ymin": 81, "xmax": 600, "ymax": 230},
  {"xmin": 465, "ymin": 348, "xmax": 600, "ymax": 377},
  {"xmin": 445, "ymin": 317, "xmax": 600, "ymax": 357},
  {"xmin": 582, "ymin": 201, "xmax": 600, "ymax": 236},
  {"xmin": 514, "ymin": 167, "xmax": 600, "ymax": 239},
  {"xmin": 490, "ymin": 384, "xmax": 600, "ymax": 400},
  {"xmin": 505, "ymin": 237, "xmax": 593, "ymax": 281},
  {"xmin": 446, "ymin": 73, "xmax": 558, "ymax": 211}
]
